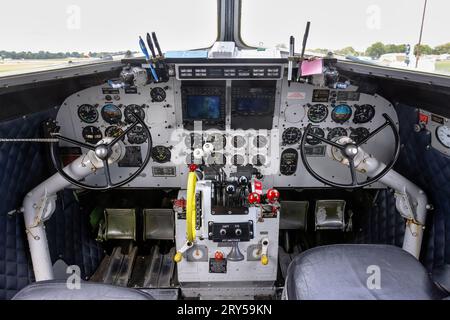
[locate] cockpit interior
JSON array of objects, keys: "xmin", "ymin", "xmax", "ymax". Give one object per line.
[{"xmin": 0, "ymin": 0, "xmax": 449, "ymax": 302}]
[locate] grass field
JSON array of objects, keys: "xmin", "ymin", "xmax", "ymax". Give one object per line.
[
  {"xmin": 0, "ymin": 58, "xmax": 94, "ymax": 76},
  {"xmin": 435, "ymin": 60, "xmax": 450, "ymax": 73}
]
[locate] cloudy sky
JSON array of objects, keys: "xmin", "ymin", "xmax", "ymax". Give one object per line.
[{"xmin": 0, "ymin": 0, "xmax": 448, "ymax": 53}]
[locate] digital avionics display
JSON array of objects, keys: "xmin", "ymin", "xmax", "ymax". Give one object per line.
[
  {"xmin": 236, "ymin": 98, "xmax": 271, "ymax": 114},
  {"xmin": 186, "ymin": 95, "xmax": 221, "ymax": 120}
]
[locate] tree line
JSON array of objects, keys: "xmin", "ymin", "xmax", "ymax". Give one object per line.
[
  {"xmin": 0, "ymin": 50, "xmax": 131, "ymax": 60},
  {"xmin": 311, "ymin": 42, "xmax": 450, "ymax": 59}
]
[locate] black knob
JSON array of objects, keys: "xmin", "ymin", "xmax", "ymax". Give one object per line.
[
  {"xmin": 219, "ymin": 229, "xmax": 226, "ymax": 236},
  {"xmin": 238, "ymin": 176, "xmax": 248, "ymax": 186},
  {"xmin": 235, "ymin": 229, "xmax": 242, "ymax": 236},
  {"xmin": 226, "ymin": 184, "xmax": 236, "ymax": 194}
]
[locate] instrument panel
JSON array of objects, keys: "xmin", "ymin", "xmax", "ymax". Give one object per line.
[{"xmin": 56, "ymin": 63, "xmax": 399, "ymax": 189}]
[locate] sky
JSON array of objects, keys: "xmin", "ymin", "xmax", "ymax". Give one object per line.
[{"xmin": 0, "ymin": 0, "xmax": 448, "ymax": 53}]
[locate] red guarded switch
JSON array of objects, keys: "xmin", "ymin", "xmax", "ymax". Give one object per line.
[
  {"xmin": 248, "ymin": 192, "xmax": 261, "ymax": 204},
  {"xmin": 266, "ymin": 188, "xmax": 280, "ymax": 203},
  {"xmin": 188, "ymin": 164, "xmax": 198, "ymax": 172},
  {"xmin": 215, "ymin": 251, "xmax": 224, "ymax": 261}
]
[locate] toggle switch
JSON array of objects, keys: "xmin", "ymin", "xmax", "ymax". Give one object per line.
[{"xmin": 174, "ymin": 241, "xmax": 193, "ymax": 263}]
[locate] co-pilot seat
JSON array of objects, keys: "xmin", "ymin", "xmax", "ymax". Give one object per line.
[{"xmin": 284, "ymin": 244, "xmax": 448, "ymax": 300}]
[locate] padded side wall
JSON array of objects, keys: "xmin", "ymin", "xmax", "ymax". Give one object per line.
[
  {"xmin": 354, "ymin": 104, "xmax": 450, "ymax": 271},
  {"xmin": 0, "ymin": 109, "xmax": 103, "ymax": 299}
]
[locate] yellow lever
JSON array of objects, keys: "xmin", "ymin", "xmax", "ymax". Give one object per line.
[
  {"xmin": 174, "ymin": 241, "xmax": 194, "ymax": 263},
  {"xmin": 260, "ymin": 237, "xmax": 269, "ymax": 266},
  {"xmin": 186, "ymin": 171, "xmax": 197, "ymax": 242},
  {"xmin": 261, "ymin": 254, "xmax": 269, "ymax": 265}
]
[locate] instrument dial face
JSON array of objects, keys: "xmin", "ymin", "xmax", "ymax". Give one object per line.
[
  {"xmin": 306, "ymin": 127, "xmax": 325, "ymax": 145},
  {"xmin": 307, "ymin": 104, "xmax": 328, "ymax": 123},
  {"xmin": 331, "ymin": 104, "xmax": 352, "ymax": 123},
  {"xmin": 282, "ymin": 127, "xmax": 302, "ymax": 145},
  {"xmin": 105, "ymin": 126, "xmax": 124, "ymax": 139},
  {"xmin": 150, "ymin": 87, "xmax": 166, "ymax": 102},
  {"xmin": 436, "ymin": 125, "xmax": 450, "ymax": 148},
  {"xmin": 185, "ymin": 153, "xmax": 203, "ymax": 165},
  {"xmin": 206, "ymin": 152, "xmax": 226, "ymax": 166},
  {"xmin": 78, "ymin": 104, "xmax": 98, "ymax": 123},
  {"xmin": 82, "ymin": 126, "xmax": 102, "ymax": 144},
  {"xmin": 101, "ymin": 104, "xmax": 122, "ymax": 124},
  {"xmin": 232, "ymin": 135, "xmax": 246, "ymax": 148},
  {"xmin": 124, "ymin": 104, "xmax": 145, "ymax": 124},
  {"xmin": 350, "ymin": 127, "xmax": 370, "ymax": 144},
  {"xmin": 184, "ymin": 133, "xmax": 203, "ymax": 149},
  {"xmin": 253, "ymin": 135, "xmax": 268, "ymax": 148},
  {"xmin": 251, "ymin": 154, "xmax": 266, "ymax": 167},
  {"xmin": 327, "ymin": 127, "xmax": 348, "ymax": 141},
  {"xmin": 151, "ymin": 145, "xmax": 171, "ymax": 163},
  {"xmin": 353, "ymin": 104, "xmax": 375, "ymax": 124},
  {"xmin": 205, "ymin": 133, "xmax": 226, "ymax": 151},
  {"xmin": 232, "ymin": 154, "xmax": 246, "ymax": 166},
  {"xmin": 127, "ymin": 125, "xmax": 147, "ymax": 144}
]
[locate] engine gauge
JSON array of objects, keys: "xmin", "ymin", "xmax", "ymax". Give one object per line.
[
  {"xmin": 184, "ymin": 133, "xmax": 203, "ymax": 149},
  {"xmin": 101, "ymin": 104, "xmax": 122, "ymax": 124},
  {"xmin": 105, "ymin": 126, "xmax": 124, "ymax": 139},
  {"xmin": 124, "ymin": 104, "xmax": 145, "ymax": 124},
  {"xmin": 206, "ymin": 152, "xmax": 226, "ymax": 166},
  {"xmin": 253, "ymin": 135, "xmax": 268, "ymax": 148},
  {"xmin": 436, "ymin": 125, "xmax": 450, "ymax": 149},
  {"xmin": 150, "ymin": 87, "xmax": 166, "ymax": 102},
  {"xmin": 353, "ymin": 104, "xmax": 375, "ymax": 124},
  {"xmin": 350, "ymin": 127, "xmax": 370, "ymax": 144},
  {"xmin": 78, "ymin": 104, "xmax": 98, "ymax": 123},
  {"xmin": 306, "ymin": 127, "xmax": 325, "ymax": 145},
  {"xmin": 307, "ymin": 104, "xmax": 328, "ymax": 123},
  {"xmin": 251, "ymin": 154, "xmax": 266, "ymax": 167},
  {"xmin": 205, "ymin": 133, "xmax": 226, "ymax": 151},
  {"xmin": 127, "ymin": 125, "xmax": 148, "ymax": 144},
  {"xmin": 331, "ymin": 104, "xmax": 352, "ymax": 123},
  {"xmin": 232, "ymin": 135, "xmax": 246, "ymax": 148},
  {"xmin": 151, "ymin": 145, "xmax": 172, "ymax": 163},
  {"xmin": 282, "ymin": 127, "xmax": 302, "ymax": 145},
  {"xmin": 327, "ymin": 127, "xmax": 347, "ymax": 141},
  {"xmin": 232, "ymin": 154, "xmax": 246, "ymax": 166},
  {"xmin": 82, "ymin": 126, "xmax": 102, "ymax": 144}
]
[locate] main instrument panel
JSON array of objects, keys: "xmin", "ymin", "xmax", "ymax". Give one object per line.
[{"xmin": 56, "ymin": 62, "xmax": 399, "ymax": 189}]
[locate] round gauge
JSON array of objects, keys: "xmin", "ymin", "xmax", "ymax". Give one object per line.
[
  {"xmin": 327, "ymin": 127, "xmax": 348, "ymax": 141},
  {"xmin": 185, "ymin": 153, "xmax": 203, "ymax": 165},
  {"xmin": 306, "ymin": 127, "xmax": 325, "ymax": 145},
  {"xmin": 101, "ymin": 104, "xmax": 122, "ymax": 124},
  {"xmin": 151, "ymin": 145, "xmax": 171, "ymax": 163},
  {"xmin": 353, "ymin": 104, "xmax": 375, "ymax": 124},
  {"xmin": 127, "ymin": 125, "xmax": 147, "ymax": 144},
  {"xmin": 205, "ymin": 133, "xmax": 226, "ymax": 151},
  {"xmin": 184, "ymin": 133, "xmax": 203, "ymax": 149},
  {"xmin": 436, "ymin": 125, "xmax": 450, "ymax": 149},
  {"xmin": 206, "ymin": 152, "xmax": 226, "ymax": 166},
  {"xmin": 105, "ymin": 126, "xmax": 124, "ymax": 139},
  {"xmin": 331, "ymin": 104, "xmax": 352, "ymax": 124},
  {"xmin": 282, "ymin": 127, "xmax": 302, "ymax": 145},
  {"xmin": 350, "ymin": 127, "xmax": 370, "ymax": 144},
  {"xmin": 251, "ymin": 154, "xmax": 266, "ymax": 167},
  {"xmin": 150, "ymin": 87, "xmax": 166, "ymax": 102},
  {"xmin": 82, "ymin": 126, "xmax": 102, "ymax": 144},
  {"xmin": 254, "ymin": 135, "xmax": 268, "ymax": 148},
  {"xmin": 307, "ymin": 104, "xmax": 328, "ymax": 123},
  {"xmin": 232, "ymin": 154, "xmax": 246, "ymax": 166},
  {"xmin": 78, "ymin": 104, "xmax": 98, "ymax": 123},
  {"xmin": 124, "ymin": 104, "xmax": 145, "ymax": 124},
  {"xmin": 232, "ymin": 135, "xmax": 246, "ymax": 148}
]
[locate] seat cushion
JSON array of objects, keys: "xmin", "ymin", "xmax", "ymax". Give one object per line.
[
  {"xmin": 12, "ymin": 281, "xmax": 154, "ymax": 300},
  {"xmin": 285, "ymin": 244, "xmax": 447, "ymax": 300}
]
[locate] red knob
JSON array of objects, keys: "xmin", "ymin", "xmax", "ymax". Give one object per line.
[
  {"xmin": 215, "ymin": 251, "xmax": 224, "ymax": 261},
  {"xmin": 248, "ymin": 192, "xmax": 261, "ymax": 204},
  {"xmin": 266, "ymin": 188, "xmax": 280, "ymax": 203},
  {"xmin": 189, "ymin": 164, "xmax": 198, "ymax": 172}
]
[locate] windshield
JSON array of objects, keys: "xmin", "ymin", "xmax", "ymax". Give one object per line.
[
  {"xmin": 0, "ymin": 0, "xmax": 217, "ymax": 76},
  {"xmin": 241, "ymin": 0, "xmax": 450, "ymax": 76}
]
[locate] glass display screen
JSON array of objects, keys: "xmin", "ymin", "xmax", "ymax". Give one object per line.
[
  {"xmin": 235, "ymin": 98, "xmax": 271, "ymax": 114},
  {"xmin": 186, "ymin": 95, "xmax": 221, "ymax": 119}
]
